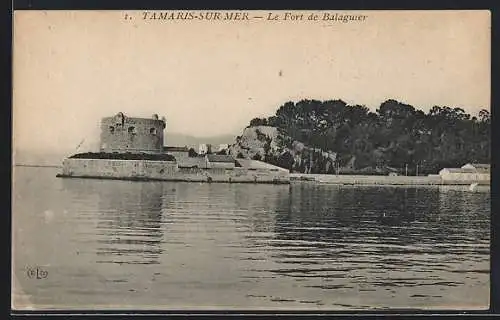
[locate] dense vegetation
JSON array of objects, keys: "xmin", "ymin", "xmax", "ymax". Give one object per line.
[
  {"xmin": 70, "ymin": 152, "xmax": 176, "ymax": 161},
  {"xmin": 247, "ymin": 99, "xmax": 490, "ymax": 175}
]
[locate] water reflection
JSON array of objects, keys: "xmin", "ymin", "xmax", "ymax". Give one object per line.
[
  {"xmin": 270, "ymin": 185, "xmax": 489, "ymax": 245},
  {"xmin": 21, "ymin": 170, "xmax": 487, "ymax": 310},
  {"xmin": 258, "ymin": 185, "xmax": 490, "ymax": 304},
  {"xmin": 62, "ymin": 179, "xmax": 165, "ymax": 265}
]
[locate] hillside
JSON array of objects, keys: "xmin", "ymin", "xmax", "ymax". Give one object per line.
[{"xmin": 229, "ymin": 99, "xmax": 490, "ymax": 175}]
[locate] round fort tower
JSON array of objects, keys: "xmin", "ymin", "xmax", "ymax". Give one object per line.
[{"xmin": 99, "ymin": 112, "xmax": 166, "ymax": 154}]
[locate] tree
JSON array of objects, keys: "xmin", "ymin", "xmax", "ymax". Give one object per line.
[
  {"xmin": 249, "ymin": 118, "xmax": 268, "ymax": 127},
  {"xmin": 242, "ymin": 98, "xmax": 490, "ymax": 175},
  {"xmin": 479, "ymin": 109, "xmax": 490, "ymax": 124},
  {"xmin": 252, "ymin": 153, "xmax": 262, "ymax": 161},
  {"xmin": 188, "ymin": 148, "xmax": 198, "ymax": 157}
]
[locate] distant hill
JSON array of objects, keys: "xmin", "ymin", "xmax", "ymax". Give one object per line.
[
  {"xmin": 13, "ymin": 148, "xmax": 68, "ymax": 167},
  {"xmin": 166, "ymin": 132, "xmax": 236, "ymax": 148},
  {"xmin": 12, "ymin": 132, "xmax": 237, "ymax": 166}
]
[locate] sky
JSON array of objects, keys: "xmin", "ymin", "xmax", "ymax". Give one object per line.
[{"xmin": 13, "ymin": 10, "xmax": 490, "ymax": 153}]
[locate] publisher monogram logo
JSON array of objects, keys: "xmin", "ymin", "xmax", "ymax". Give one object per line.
[{"xmin": 26, "ymin": 266, "xmax": 48, "ymax": 280}]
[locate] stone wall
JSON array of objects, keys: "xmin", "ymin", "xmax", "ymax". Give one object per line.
[
  {"xmin": 290, "ymin": 173, "xmax": 490, "ymax": 185},
  {"xmin": 100, "ymin": 113, "xmax": 166, "ymax": 154},
  {"xmin": 177, "ymin": 157, "xmax": 208, "ymax": 169},
  {"xmin": 168, "ymin": 151, "xmax": 190, "ymax": 162},
  {"xmin": 59, "ymin": 158, "xmax": 290, "ymax": 184},
  {"xmin": 209, "ymin": 162, "xmax": 236, "ymax": 169},
  {"xmin": 61, "ymin": 158, "xmax": 178, "ymax": 178}
]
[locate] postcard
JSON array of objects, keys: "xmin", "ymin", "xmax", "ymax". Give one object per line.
[{"xmin": 12, "ymin": 9, "xmax": 491, "ymax": 311}]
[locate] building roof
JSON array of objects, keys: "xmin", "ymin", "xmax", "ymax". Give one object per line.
[
  {"xmin": 69, "ymin": 152, "xmax": 176, "ymax": 161},
  {"xmin": 462, "ymin": 163, "xmax": 490, "ymax": 170},
  {"xmin": 163, "ymin": 146, "xmax": 189, "ymax": 152},
  {"xmin": 441, "ymin": 168, "xmax": 479, "ymax": 174},
  {"xmin": 456, "ymin": 163, "xmax": 490, "ymax": 174},
  {"xmin": 207, "ymin": 154, "xmax": 235, "ymax": 163}
]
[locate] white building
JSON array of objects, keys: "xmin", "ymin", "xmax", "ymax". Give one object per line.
[
  {"xmin": 461, "ymin": 163, "xmax": 490, "ymax": 172},
  {"xmin": 199, "ymin": 144, "xmax": 213, "ymax": 155},
  {"xmin": 439, "ymin": 163, "xmax": 490, "ymax": 183},
  {"xmin": 217, "ymin": 144, "xmax": 229, "ymax": 152}
]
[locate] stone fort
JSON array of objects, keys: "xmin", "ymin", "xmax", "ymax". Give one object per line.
[{"xmin": 100, "ymin": 112, "xmax": 166, "ymax": 154}]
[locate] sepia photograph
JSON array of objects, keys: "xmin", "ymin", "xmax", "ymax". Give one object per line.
[{"xmin": 12, "ymin": 10, "xmax": 491, "ymax": 311}]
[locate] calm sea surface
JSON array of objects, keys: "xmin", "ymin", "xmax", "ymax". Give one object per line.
[{"xmin": 12, "ymin": 166, "xmax": 490, "ymax": 310}]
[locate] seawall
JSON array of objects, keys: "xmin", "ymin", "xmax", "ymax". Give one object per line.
[
  {"xmin": 56, "ymin": 158, "xmax": 290, "ymax": 184},
  {"xmin": 290, "ymin": 173, "xmax": 490, "ymax": 186}
]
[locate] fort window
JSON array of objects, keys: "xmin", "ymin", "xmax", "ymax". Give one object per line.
[
  {"xmin": 109, "ymin": 126, "xmax": 115, "ymax": 133},
  {"xmin": 128, "ymin": 126, "xmax": 137, "ymax": 135},
  {"xmin": 150, "ymin": 128, "xmax": 157, "ymax": 135}
]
